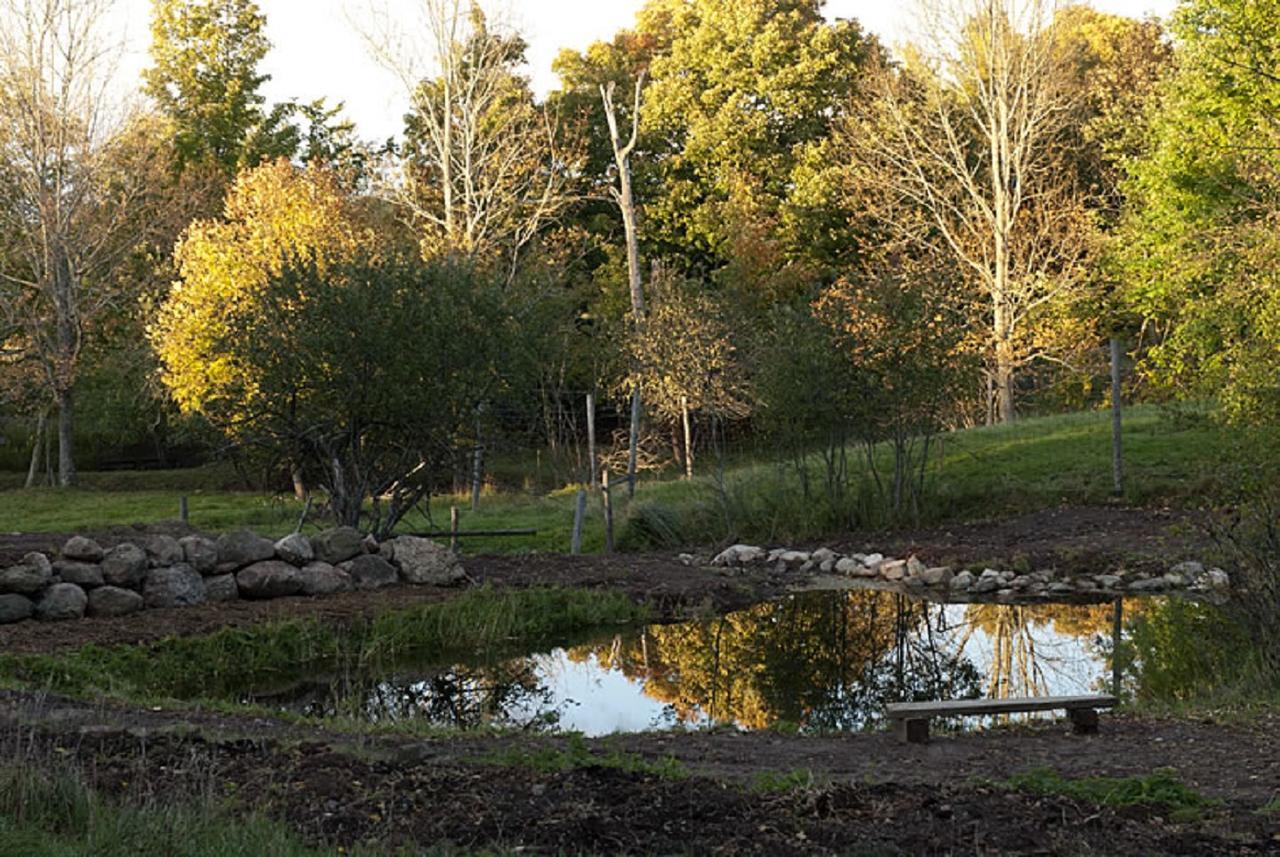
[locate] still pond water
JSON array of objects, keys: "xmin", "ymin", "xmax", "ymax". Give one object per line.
[{"xmin": 247, "ymin": 590, "xmax": 1146, "ymax": 736}]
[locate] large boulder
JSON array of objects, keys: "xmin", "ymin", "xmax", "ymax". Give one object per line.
[
  {"xmin": 299, "ymin": 562, "xmax": 353, "ymax": 596},
  {"xmin": 179, "ymin": 536, "xmax": 219, "ymax": 575},
  {"xmin": 36, "ymin": 583, "xmax": 87, "ymax": 621},
  {"xmin": 274, "ymin": 533, "xmax": 314, "ymax": 566},
  {"xmin": 0, "ymin": 594, "xmax": 34, "ymax": 624},
  {"xmin": 101, "ymin": 544, "xmax": 149, "ymax": 589},
  {"xmin": 711, "ymin": 544, "xmax": 765, "ymax": 567},
  {"xmin": 145, "ymin": 535, "xmax": 185, "ymax": 567},
  {"xmin": 87, "ymin": 586, "xmax": 144, "ymax": 618},
  {"xmin": 341, "ymin": 555, "xmax": 398, "ymax": 591},
  {"xmin": 143, "ymin": 564, "xmax": 207, "ymax": 609},
  {"xmin": 0, "ymin": 559, "xmax": 52, "ymax": 594},
  {"xmin": 236, "ymin": 561, "xmax": 303, "ymax": 599},
  {"xmin": 311, "ymin": 527, "xmax": 365, "ymax": 565},
  {"xmin": 383, "ymin": 536, "xmax": 466, "ymax": 586},
  {"xmin": 216, "ymin": 530, "xmax": 276, "ymax": 571},
  {"xmin": 52, "ymin": 560, "xmax": 104, "ymax": 589},
  {"xmin": 62, "ymin": 536, "xmax": 104, "ymax": 563},
  {"xmin": 204, "ymin": 574, "xmax": 239, "ymax": 602}
]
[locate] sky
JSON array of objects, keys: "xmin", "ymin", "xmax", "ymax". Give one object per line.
[{"xmin": 115, "ymin": 0, "xmax": 1179, "ymax": 143}]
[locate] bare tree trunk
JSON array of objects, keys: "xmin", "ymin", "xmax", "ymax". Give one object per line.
[
  {"xmin": 470, "ymin": 406, "xmax": 484, "ymax": 512},
  {"xmin": 291, "ymin": 462, "xmax": 308, "ymax": 502},
  {"xmin": 586, "ymin": 391, "xmax": 597, "ymax": 488},
  {"xmin": 56, "ymin": 387, "xmax": 76, "ymax": 487},
  {"xmin": 681, "ymin": 396, "xmax": 694, "ymax": 480},
  {"xmin": 1110, "ymin": 336, "xmax": 1124, "ymax": 496},
  {"xmin": 602, "ymin": 76, "xmax": 647, "ymax": 499},
  {"xmin": 25, "ymin": 409, "xmax": 45, "ymax": 488}
]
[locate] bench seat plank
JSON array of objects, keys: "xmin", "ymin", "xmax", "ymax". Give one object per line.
[{"xmin": 885, "ymin": 694, "xmax": 1117, "ymax": 719}]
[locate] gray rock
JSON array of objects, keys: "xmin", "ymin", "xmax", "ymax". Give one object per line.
[
  {"xmin": 22, "ymin": 552, "xmax": 51, "ymax": 576},
  {"xmin": 979, "ymin": 568, "xmax": 1002, "ymax": 580},
  {"xmin": 972, "ymin": 576, "xmax": 1002, "ymax": 594},
  {"xmin": 779, "ymin": 550, "xmax": 810, "ymax": 566},
  {"xmin": 906, "ymin": 556, "xmax": 928, "ymax": 578},
  {"xmin": 62, "ymin": 536, "xmax": 104, "ymax": 563},
  {"xmin": 880, "ymin": 559, "xmax": 907, "ymax": 581},
  {"xmin": 798, "ymin": 560, "xmax": 816, "ymax": 573},
  {"xmin": 1049, "ymin": 581, "xmax": 1075, "ymax": 595},
  {"xmin": 712, "ymin": 544, "xmax": 765, "ymax": 567},
  {"xmin": 52, "ymin": 560, "xmax": 104, "ymax": 589},
  {"xmin": 179, "ymin": 536, "xmax": 219, "ymax": 574},
  {"xmin": 0, "ymin": 594, "xmax": 33, "ymax": 624},
  {"xmin": 204, "ymin": 574, "xmax": 239, "ymax": 602},
  {"xmin": 1095, "ymin": 575, "xmax": 1122, "ymax": 589},
  {"xmin": 384, "ymin": 536, "xmax": 466, "ymax": 586},
  {"xmin": 236, "ymin": 560, "xmax": 303, "ymax": 599},
  {"xmin": 36, "ymin": 583, "xmax": 87, "ymax": 621},
  {"xmin": 0, "ymin": 560, "xmax": 52, "ymax": 594},
  {"xmin": 87, "ymin": 586, "xmax": 144, "ymax": 618},
  {"xmin": 311, "ymin": 527, "xmax": 365, "ymax": 564},
  {"xmin": 1162, "ymin": 573, "xmax": 1186, "ymax": 587},
  {"xmin": 811, "ymin": 548, "xmax": 837, "ymax": 565},
  {"xmin": 922, "ymin": 567, "xmax": 954, "ymax": 587},
  {"xmin": 299, "ymin": 562, "xmax": 353, "ymax": 596},
  {"xmin": 819, "ymin": 558, "xmax": 836, "ymax": 574},
  {"xmin": 342, "ymin": 555, "xmax": 399, "ymax": 590},
  {"xmin": 101, "ymin": 544, "xmax": 149, "ymax": 589},
  {"xmin": 862, "ymin": 553, "xmax": 884, "ymax": 567},
  {"xmin": 903, "ymin": 576, "xmax": 927, "ymax": 590},
  {"xmin": 143, "ymin": 564, "xmax": 207, "ymax": 609},
  {"xmin": 145, "ymin": 535, "xmax": 184, "ymax": 567},
  {"xmin": 1207, "ymin": 568, "xmax": 1231, "ymax": 589},
  {"xmin": 951, "ymin": 571, "xmax": 975, "ymax": 590},
  {"xmin": 1129, "ymin": 577, "xmax": 1169, "ymax": 592},
  {"xmin": 1170, "ymin": 561, "xmax": 1205, "ymax": 578},
  {"xmin": 215, "ymin": 530, "xmax": 276, "ymax": 570},
  {"xmin": 834, "ymin": 557, "xmax": 861, "ymax": 576},
  {"xmin": 274, "ymin": 533, "xmax": 314, "ymax": 566}
]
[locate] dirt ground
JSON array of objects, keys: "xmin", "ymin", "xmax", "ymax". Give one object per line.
[{"xmin": 1, "ymin": 688, "xmax": 1276, "ymax": 855}]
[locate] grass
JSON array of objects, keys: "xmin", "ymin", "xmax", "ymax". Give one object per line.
[
  {"xmin": 0, "ymin": 586, "xmax": 648, "ymax": 705},
  {"xmin": 0, "ymin": 405, "xmax": 1234, "ymax": 550},
  {"xmin": 1003, "ymin": 768, "xmax": 1219, "ymax": 821}
]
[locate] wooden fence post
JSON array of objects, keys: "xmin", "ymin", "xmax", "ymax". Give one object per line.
[
  {"xmin": 602, "ymin": 470, "xmax": 615, "ymax": 554},
  {"xmin": 571, "ymin": 488, "xmax": 587, "ymax": 555},
  {"xmin": 450, "ymin": 506, "xmax": 460, "ymax": 553},
  {"xmin": 179, "ymin": 496, "xmax": 189, "ymax": 524}
]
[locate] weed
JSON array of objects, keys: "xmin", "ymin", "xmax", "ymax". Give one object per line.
[
  {"xmin": 751, "ymin": 769, "xmax": 815, "ymax": 793},
  {"xmin": 1004, "ymin": 767, "xmax": 1218, "ymax": 820}
]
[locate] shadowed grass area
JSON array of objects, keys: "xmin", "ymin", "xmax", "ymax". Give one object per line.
[
  {"xmin": 0, "ymin": 587, "xmax": 647, "ymax": 705},
  {"xmin": 0, "ymin": 405, "xmax": 1232, "ymax": 550},
  {"xmin": 1003, "ymin": 768, "xmax": 1219, "ymax": 821}
]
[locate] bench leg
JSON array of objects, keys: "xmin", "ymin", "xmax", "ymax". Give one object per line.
[
  {"xmin": 1067, "ymin": 708, "xmax": 1099, "ymax": 735},
  {"xmin": 894, "ymin": 717, "xmax": 930, "ymax": 744}
]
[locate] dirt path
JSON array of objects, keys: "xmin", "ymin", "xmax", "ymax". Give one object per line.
[{"xmin": 2, "ymin": 689, "xmax": 1276, "ymax": 855}]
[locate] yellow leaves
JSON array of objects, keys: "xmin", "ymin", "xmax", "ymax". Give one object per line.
[{"xmin": 150, "ymin": 160, "xmax": 365, "ymax": 429}]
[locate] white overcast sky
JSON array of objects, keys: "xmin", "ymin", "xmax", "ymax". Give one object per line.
[{"xmin": 113, "ymin": 0, "xmax": 1178, "ymax": 142}]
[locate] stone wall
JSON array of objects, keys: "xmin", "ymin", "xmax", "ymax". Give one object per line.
[
  {"xmin": 708, "ymin": 545, "xmax": 1232, "ymax": 600},
  {"xmin": 0, "ymin": 528, "xmax": 466, "ymax": 625}
]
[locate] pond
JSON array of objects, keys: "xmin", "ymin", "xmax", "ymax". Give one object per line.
[{"xmin": 246, "ymin": 590, "xmax": 1140, "ymax": 736}]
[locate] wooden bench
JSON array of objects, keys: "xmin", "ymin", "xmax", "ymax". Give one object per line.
[{"xmin": 885, "ymin": 694, "xmax": 1118, "ymax": 744}]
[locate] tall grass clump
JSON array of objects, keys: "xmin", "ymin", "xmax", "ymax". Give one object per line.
[{"xmin": 0, "ymin": 587, "xmax": 647, "ymax": 703}]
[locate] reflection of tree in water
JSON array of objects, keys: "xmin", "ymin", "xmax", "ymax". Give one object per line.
[
  {"xmin": 955, "ymin": 604, "xmax": 1118, "ymax": 699},
  {"xmin": 572, "ymin": 591, "xmax": 982, "ymax": 731},
  {"xmin": 267, "ymin": 661, "xmax": 560, "ymax": 731}
]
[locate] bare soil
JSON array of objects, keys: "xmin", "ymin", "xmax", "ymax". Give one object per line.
[{"xmin": 1, "ymin": 689, "xmax": 1276, "ymax": 855}]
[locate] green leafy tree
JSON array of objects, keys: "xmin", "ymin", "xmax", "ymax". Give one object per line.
[
  {"xmin": 145, "ymin": 0, "xmax": 296, "ymax": 173},
  {"xmin": 1117, "ymin": 0, "xmax": 1280, "ymax": 423}
]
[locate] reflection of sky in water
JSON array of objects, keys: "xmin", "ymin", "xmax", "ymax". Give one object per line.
[
  {"xmin": 502, "ymin": 652, "xmax": 707, "ymax": 736},
  {"xmin": 250, "ymin": 594, "xmax": 1123, "ymax": 737}
]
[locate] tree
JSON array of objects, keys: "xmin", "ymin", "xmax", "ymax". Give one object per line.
[
  {"xmin": 624, "ymin": 269, "xmax": 748, "ymax": 479},
  {"xmin": 151, "ymin": 161, "xmax": 507, "ymax": 535},
  {"xmin": 853, "ymin": 0, "xmax": 1089, "ymax": 423},
  {"xmin": 1118, "ymin": 0, "xmax": 1280, "ymax": 425},
  {"xmin": 0, "ymin": 0, "xmax": 169, "ymax": 486},
  {"xmin": 145, "ymin": 0, "xmax": 296, "ymax": 174},
  {"xmin": 361, "ymin": 0, "xmax": 574, "ymax": 278}
]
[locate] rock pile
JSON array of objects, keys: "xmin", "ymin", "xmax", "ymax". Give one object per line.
[
  {"xmin": 710, "ymin": 545, "xmax": 1231, "ymax": 600},
  {"xmin": 0, "ymin": 528, "xmax": 467, "ymax": 625}
]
